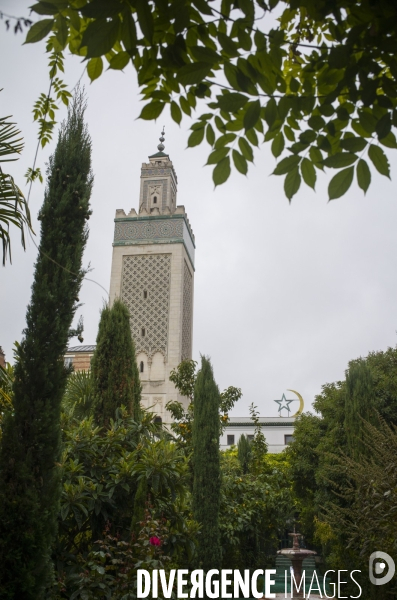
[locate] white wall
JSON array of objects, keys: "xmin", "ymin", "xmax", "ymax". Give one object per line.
[{"xmin": 220, "ymin": 417, "xmax": 296, "ymax": 453}]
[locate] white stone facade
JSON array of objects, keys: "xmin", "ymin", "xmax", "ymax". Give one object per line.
[
  {"xmin": 221, "ymin": 417, "xmax": 296, "ymax": 453},
  {"xmin": 109, "ymin": 145, "xmax": 195, "ymax": 424}
]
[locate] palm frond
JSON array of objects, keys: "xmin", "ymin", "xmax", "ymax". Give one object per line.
[
  {"xmin": 0, "ymin": 116, "xmax": 24, "ymax": 160},
  {"xmin": 0, "ymin": 113, "xmax": 34, "ymax": 265}
]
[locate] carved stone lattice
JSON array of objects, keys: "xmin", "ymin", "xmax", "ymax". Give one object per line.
[
  {"xmin": 182, "ymin": 261, "xmax": 193, "ymax": 360},
  {"xmin": 141, "ymin": 178, "xmax": 168, "ymax": 211},
  {"xmin": 121, "ymin": 254, "xmax": 171, "ymax": 359}
]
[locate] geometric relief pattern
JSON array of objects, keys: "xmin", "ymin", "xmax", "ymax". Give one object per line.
[
  {"xmin": 181, "ymin": 261, "xmax": 193, "ymax": 360},
  {"xmin": 114, "ymin": 219, "xmax": 183, "ymax": 243},
  {"xmin": 141, "ymin": 168, "xmax": 171, "ymax": 178},
  {"xmin": 121, "ymin": 254, "xmax": 171, "ymax": 359}
]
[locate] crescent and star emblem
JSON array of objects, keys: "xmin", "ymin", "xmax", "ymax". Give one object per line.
[{"xmin": 274, "ymin": 390, "xmax": 305, "ymax": 417}]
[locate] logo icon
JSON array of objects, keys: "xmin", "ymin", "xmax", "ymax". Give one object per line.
[{"xmin": 369, "ymin": 551, "xmax": 395, "ymax": 586}]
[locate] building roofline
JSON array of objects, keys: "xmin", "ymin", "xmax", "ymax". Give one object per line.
[{"xmin": 66, "ymin": 345, "xmax": 96, "ymax": 353}]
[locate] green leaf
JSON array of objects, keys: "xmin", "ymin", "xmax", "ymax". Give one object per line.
[
  {"xmin": 192, "ymin": 0, "xmax": 214, "ymax": 15},
  {"xmin": 215, "ymin": 133, "xmax": 236, "ymax": 149},
  {"xmin": 379, "ymin": 131, "xmax": 397, "ymax": 149},
  {"xmin": 232, "ymin": 150, "xmax": 248, "ymax": 175},
  {"xmin": 215, "ymin": 116, "xmax": 225, "ymax": 133},
  {"xmin": 218, "ymin": 32, "xmax": 240, "ymax": 57},
  {"xmin": 139, "ymin": 101, "xmax": 165, "ymax": 121},
  {"xmin": 246, "ymin": 128, "xmax": 258, "ymax": 146},
  {"xmin": 264, "ymin": 98, "xmax": 277, "ymax": 127},
  {"xmin": 80, "ymin": 0, "xmax": 123, "ymax": 18},
  {"xmin": 309, "ymin": 146, "xmax": 323, "ymax": 167},
  {"xmin": 284, "ymin": 167, "xmax": 301, "ymax": 201},
  {"xmin": 358, "ymin": 111, "xmax": 377, "ymax": 135},
  {"xmin": 340, "ymin": 137, "xmax": 367, "ymax": 153},
  {"xmin": 190, "ymin": 46, "xmax": 220, "ymax": 64},
  {"xmin": 308, "ymin": 115, "xmax": 325, "ymax": 131},
  {"xmin": 121, "ymin": 9, "xmax": 137, "ymax": 52},
  {"xmin": 55, "ymin": 14, "xmax": 68, "ymax": 49},
  {"xmin": 87, "ymin": 57, "xmax": 103, "ymax": 81},
  {"xmin": 323, "ymin": 153, "xmax": 357, "ymax": 168},
  {"xmin": 328, "ymin": 167, "xmax": 354, "ymax": 200},
  {"xmin": 81, "ymin": 18, "xmax": 120, "ymax": 58},
  {"xmin": 299, "ymin": 130, "xmax": 316, "ymax": 144},
  {"xmin": 356, "ymin": 159, "xmax": 371, "ymax": 194},
  {"xmin": 284, "ymin": 125, "xmax": 295, "ymax": 142},
  {"xmin": 368, "ymin": 145, "xmax": 390, "ymax": 178},
  {"xmin": 206, "ymin": 123, "xmax": 215, "ymax": 146},
  {"xmin": 351, "ymin": 120, "xmax": 371, "ymax": 138},
  {"xmin": 109, "ymin": 51, "xmax": 130, "ymax": 70},
  {"xmin": 225, "ymin": 120, "xmax": 244, "ymax": 132},
  {"xmin": 135, "ymin": 0, "xmax": 153, "ymax": 40},
  {"xmin": 271, "ymin": 132, "xmax": 284, "ymax": 158},
  {"xmin": 171, "ymin": 101, "xmax": 182, "ymax": 125},
  {"xmin": 206, "ymin": 147, "xmax": 229, "ymax": 165},
  {"xmin": 24, "ymin": 19, "xmax": 53, "ymax": 44},
  {"xmin": 273, "ymin": 155, "xmax": 300, "ymax": 176},
  {"xmin": 188, "ymin": 127, "xmax": 205, "ymax": 147},
  {"xmin": 213, "ymin": 156, "xmax": 231, "ymax": 186},
  {"xmin": 238, "ymin": 138, "xmax": 254, "ymax": 162},
  {"xmin": 30, "ymin": 2, "xmax": 61, "ymax": 16},
  {"xmin": 244, "ymin": 100, "xmax": 261, "ymax": 131},
  {"xmin": 177, "ymin": 62, "xmax": 213, "ymax": 86},
  {"xmin": 375, "ymin": 112, "xmax": 392, "ymax": 140},
  {"xmin": 301, "ymin": 158, "xmax": 316, "ymax": 190},
  {"xmin": 180, "ymin": 97, "xmax": 191, "ymax": 116},
  {"xmin": 217, "ymin": 93, "xmax": 248, "ymax": 112}
]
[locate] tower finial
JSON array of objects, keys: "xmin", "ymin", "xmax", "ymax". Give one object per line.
[{"xmin": 157, "ymin": 126, "xmax": 165, "ymax": 152}]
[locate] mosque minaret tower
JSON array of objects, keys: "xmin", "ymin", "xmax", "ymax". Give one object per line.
[{"xmin": 109, "ymin": 130, "xmax": 195, "ymax": 423}]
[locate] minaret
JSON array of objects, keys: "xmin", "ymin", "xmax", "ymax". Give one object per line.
[{"xmin": 109, "ymin": 131, "xmax": 195, "ymax": 423}]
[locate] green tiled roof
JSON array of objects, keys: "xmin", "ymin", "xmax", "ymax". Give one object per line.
[{"xmin": 148, "ymin": 151, "xmax": 169, "ymax": 158}]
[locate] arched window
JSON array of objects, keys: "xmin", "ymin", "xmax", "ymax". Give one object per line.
[
  {"xmin": 154, "ymin": 416, "xmax": 162, "ymax": 425},
  {"xmin": 153, "ymin": 196, "xmax": 157, "ymax": 204},
  {"xmin": 140, "ymin": 361, "xmax": 144, "ymax": 373},
  {"xmin": 141, "ymin": 327, "xmax": 145, "ymax": 337}
]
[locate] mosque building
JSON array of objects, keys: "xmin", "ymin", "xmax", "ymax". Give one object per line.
[{"xmin": 64, "ymin": 132, "xmax": 301, "ymax": 449}]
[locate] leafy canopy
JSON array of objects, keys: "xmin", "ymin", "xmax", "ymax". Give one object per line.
[{"xmin": 25, "ymin": 0, "xmax": 397, "ymax": 199}]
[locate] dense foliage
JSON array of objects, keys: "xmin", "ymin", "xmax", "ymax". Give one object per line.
[
  {"xmin": 91, "ymin": 299, "xmax": 141, "ymax": 427},
  {"xmin": 24, "ymin": 0, "xmax": 397, "ymax": 199},
  {"xmin": 287, "ymin": 346, "xmax": 397, "ymax": 598},
  {"xmin": 167, "ymin": 358, "xmax": 242, "ymax": 454},
  {"xmin": 0, "ymin": 90, "xmax": 92, "ymax": 600},
  {"xmin": 49, "ymin": 405, "xmax": 197, "ymax": 598},
  {"xmin": 220, "ymin": 448, "xmax": 294, "ymax": 570}
]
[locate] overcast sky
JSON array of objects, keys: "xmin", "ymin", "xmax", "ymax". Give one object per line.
[{"xmin": 1, "ymin": 0, "xmax": 397, "ymax": 418}]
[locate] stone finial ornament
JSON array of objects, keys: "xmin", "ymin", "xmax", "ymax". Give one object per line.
[{"xmin": 157, "ymin": 127, "xmax": 165, "ymax": 152}]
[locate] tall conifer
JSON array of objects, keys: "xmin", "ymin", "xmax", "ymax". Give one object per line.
[
  {"xmin": 344, "ymin": 360, "xmax": 376, "ymax": 459},
  {"xmin": 92, "ymin": 298, "xmax": 141, "ymax": 428},
  {"xmin": 192, "ymin": 356, "xmax": 221, "ymax": 572},
  {"xmin": 0, "ymin": 91, "xmax": 92, "ymax": 599}
]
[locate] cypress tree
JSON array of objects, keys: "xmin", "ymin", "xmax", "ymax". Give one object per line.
[
  {"xmin": 344, "ymin": 360, "xmax": 376, "ymax": 459},
  {"xmin": 192, "ymin": 356, "xmax": 222, "ymax": 572},
  {"xmin": 237, "ymin": 433, "xmax": 251, "ymax": 474},
  {"xmin": 0, "ymin": 91, "xmax": 92, "ymax": 599},
  {"xmin": 92, "ymin": 298, "xmax": 141, "ymax": 428},
  {"xmin": 131, "ymin": 477, "xmax": 148, "ymax": 536}
]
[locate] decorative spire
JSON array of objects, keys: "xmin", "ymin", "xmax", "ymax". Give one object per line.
[{"xmin": 157, "ymin": 126, "xmax": 165, "ymax": 152}]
